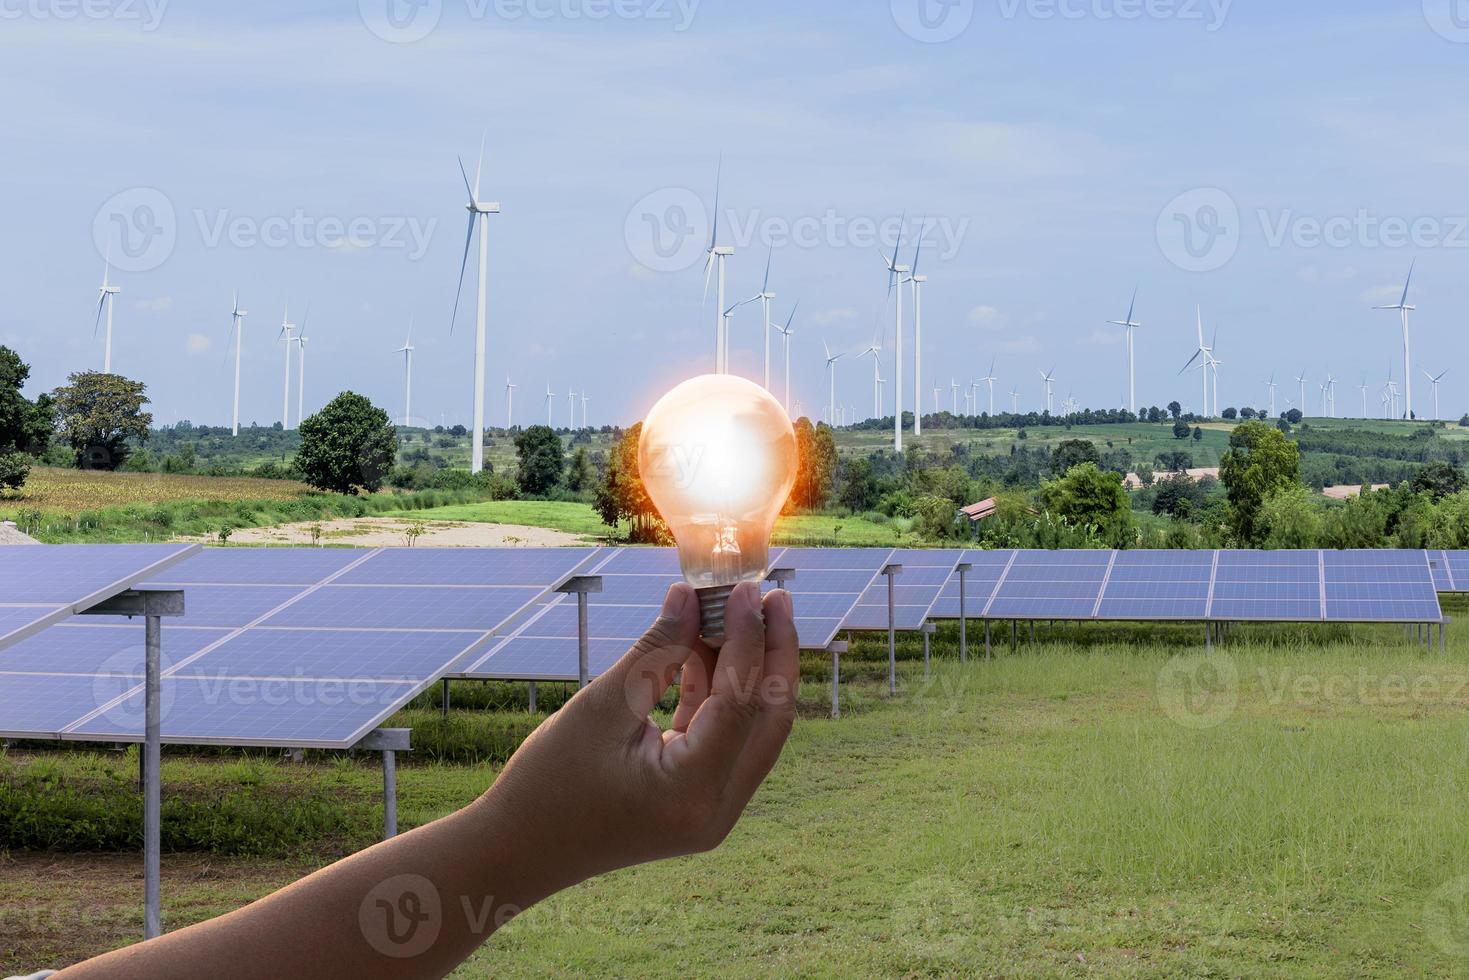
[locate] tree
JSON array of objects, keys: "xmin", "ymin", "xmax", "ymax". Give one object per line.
[
  {"xmin": 513, "ymin": 425, "xmax": 564, "ymax": 496},
  {"xmin": 564, "ymin": 445, "xmax": 594, "ymax": 493},
  {"xmin": 1192, "ymin": 426, "xmax": 1204, "ymax": 443},
  {"xmin": 1222, "ymin": 407, "xmax": 1238, "ymax": 420},
  {"xmin": 837, "ymin": 456, "xmax": 878, "ymax": 513},
  {"xmin": 51, "ymin": 371, "xmax": 152, "ymax": 470},
  {"xmin": 0, "ymin": 346, "xmax": 53, "ymax": 491},
  {"xmin": 789, "ymin": 418, "xmax": 837, "ymax": 510},
  {"xmin": 1240, "ymin": 407, "xmax": 1257, "ymax": 420},
  {"xmin": 1285, "ymin": 408, "xmax": 1303, "ymax": 424},
  {"xmin": 1156, "ymin": 450, "xmax": 1194, "ymax": 473},
  {"xmin": 293, "ymin": 391, "xmax": 396, "ymax": 495},
  {"xmin": 594, "ymin": 422, "xmax": 666, "ymax": 543},
  {"xmin": 1152, "ymin": 473, "xmax": 1208, "ymax": 519},
  {"xmin": 1135, "ymin": 461, "xmax": 1155, "ymax": 488},
  {"xmin": 1167, "ymin": 401, "xmax": 1182, "ymax": 420},
  {"xmin": 1258, "ymin": 486, "xmax": 1321, "ymax": 549},
  {"xmin": 1172, "ymin": 419, "xmax": 1191, "ymax": 439},
  {"xmin": 1038, "ymin": 462, "xmax": 1135, "ymax": 547},
  {"xmin": 1218, "ymin": 420, "xmax": 1302, "ymax": 545},
  {"xmin": 1410, "ymin": 461, "xmax": 1467, "ymax": 501},
  {"xmin": 1052, "ymin": 438, "xmax": 1100, "ymax": 474}
]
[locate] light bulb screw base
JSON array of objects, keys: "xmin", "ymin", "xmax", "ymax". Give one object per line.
[{"xmin": 696, "ymin": 585, "xmax": 736, "ymax": 649}]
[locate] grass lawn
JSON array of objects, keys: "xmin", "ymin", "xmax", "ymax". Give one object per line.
[
  {"xmin": 0, "ymin": 467, "xmax": 309, "ymax": 515},
  {"xmin": 7, "ymin": 604, "xmax": 1469, "ymax": 976},
  {"xmin": 390, "ymin": 500, "xmax": 912, "ymax": 548}
]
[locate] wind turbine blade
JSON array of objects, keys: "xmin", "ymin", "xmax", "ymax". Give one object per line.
[
  {"xmin": 1401, "ymin": 258, "xmax": 1415, "ymax": 307},
  {"xmin": 761, "ymin": 244, "xmax": 772, "ymax": 294},
  {"xmin": 1179, "ymin": 350, "xmax": 1202, "ymax": 374},
  {"xmin": 93, "ymin": 294, "xmax": 105, "ymax": 337},
  {"xmin": 708, "ymin": 154, "xmax": 722, "ymax": 250},
  {"xmin": 886, "ymin": 212, "xmax": 905, "ymax": 293},
  {"xmin": 457, "ymin": 155, "xmax": 475, "ymax": 202},
  {"xmin": 474, "ymin": 131, "xmax": 485, "ymax": 200},
  {"xmin": 701, "ymin": 252, "xmax": 714, "ymax": 309},
  {"xmin": 911, "ymin": 215, "xmax": 928, "ymax": 275},
  {"xmin": 449, "ymin": 212, "xmax": 476, "ymax": 334},
  {"xmin": 1125, "ymin": 286, "xmax": 1137, "ymax": 326},
  {"xmin": 784, "ymin": 301, "xmax": 799, "ymax": 332}
]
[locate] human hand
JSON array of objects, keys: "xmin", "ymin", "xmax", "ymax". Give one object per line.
[{"xmin": 477, "ymin": 580, "xmax": 799, "ymax": 888}]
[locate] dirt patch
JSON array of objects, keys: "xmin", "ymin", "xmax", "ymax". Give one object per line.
[
  {"xmin": 185, "ymin": 516, "xmax": 586, "ymax": 548},
  {"xmin": 0, "ymin": 851, "xmax": 318, "ymax": 972},
  {"xmin": 1322, "ymin": 483, "xmax": 1390, "ymax": 500}
]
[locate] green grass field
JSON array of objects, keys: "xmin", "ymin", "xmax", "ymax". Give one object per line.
[
  {"xmin": 384, "ymin": 500, "xmax": 622, "ymax": 540},
  {"xmin": 8, "ymin": 606, "xmax": 1469, "ymax": 976}
]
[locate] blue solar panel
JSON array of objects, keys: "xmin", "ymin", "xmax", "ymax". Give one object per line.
[
  {"xmin": 260, "ymin": 585, "xmax": 542, "ymax": 631},
  {"xmin": 0, "ymin": 674, "xmax": 120, "ymax": 739},
  {"xmin": 174, "ymin": 629, "xmax": 486, "ymax": 680},
  {"xmin": 982, "ymin": 551, "xmax": 1108, "ymax": 620},
  {"xmin": 334, "ymin": 547, "xmax": 598, "ymax": 586},
  {"xmin": 0, "ymin": 625, "xmax": 229, "ymax": 674},
  {"xmin": 0, "ymin": 543, "xmax": 198, "ymax": 649},
  {"xmin": 840, "ymin": 549, "xmax": 962, "ymax": 632},
  {"xmin": 68, "ymin": 676, "xmax": 421, "ymax": 748},
  {"xmin": 84, "ymin": 584, "xmax": 310, "ymax": 629},
  {"xmin": 1445, "ymin": 552, "xmax": 1469, "ymax": 592},
  {"xmin": 929, "ymin": 549, "xmax": 1012, "ymax": 619},
  {"xmin": 145, "ymin": 548, "xmax": 368, "ymax": 585}
]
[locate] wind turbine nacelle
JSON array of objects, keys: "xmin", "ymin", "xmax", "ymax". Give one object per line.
[
  {"xmin": 713, "ymin": 246, "xmax": 735, "ymax": 257},
  {"xmin": 469, "ymin": 201, "xmax": 502, "ymax": 214}
]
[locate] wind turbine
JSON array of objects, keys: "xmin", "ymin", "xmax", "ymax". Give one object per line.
[
  {"xmin": 859, "ymin": 334, "xmax": 882, "ymax": 420},
  {"xmin": 823, "ymin": 340, "xmax": 846, "ymax": 427},
  {"xmin": 878, "ymin": 217, "xmax": 908, "ymax": 451},
  {"xmin": 1180, "ymin": 308, "xmax": 1212, "ymax": 418},
  {"xmin": 566, "ymin": 388, "xmax": 576, "ymax": 428},
  {"xmin": 981, "ymin": 359, "xmax": 998, "ymax": 416},
  {"xmin": 449, "ymin": 134, "xmax": 501, "ymax": 475},
  {"xmin": 1038, "ymin": 366, "xmax": 1057, "ymax": 414},
  {"xmin": 932, "ymin": 382, "xmax": 942, "ymax": 414},
  {"xmin": 950, "ymin": 378, "xmax": 960, "ymax": 415},
  {"xmin": 1424, "ymin": 368, "xmax": 1449, "ymax": 421},
  {"xmin": 1009, "ymin": 387, "xmax": 1021, "ymax": 413},
  {"xmin": 294, "ymin": 307, "xmax": 310, "ymax": 426},
  {"xmin": 1107, "ymin": 287, "xmax": 1142, "ymax": 413},
  {"xmin": 93, "ymin": 250, "xmax": 122, "ymax": 373},
  {"xmin": 1374, "ymin": 260, "xmax": 1417, "ymax": 420},
  {"xmin": 227, "ymin": 292, "xmax": 248, "ymax": 436},
  {"xmin": 907, "ymin": 218, "xmax": 928, "ymax": 437},
  {"xmin": 395, "ymin": 316, "xmax": 415, "ymax": 427},
  {"xmin": 702, "ymin": 158, "xmax": 735, "ymax": 374},
  {"xmin": 278, "ymin": 305, "xmax": 296, "ymax": 429},
  {"xmin": 544, "ymin": 383, "xmax": 555, "ymax": 427},
  {"xmin": 727, "ymin": 245, "xmax": 777, "ymax": 388},
  {"xmin": 1294, "ymin": 369, "xmax": 1309, "ymax": 417},
  {"xmin": 1207, "ymin": 328, "xmax": 1222, "ymax": 419},
  {"xmin": 580, "ymin": 392, "xmax": 590, "ymax": 429},
  {"xmin": 505, "ymin": 376, "xmax": 516, "ymax": 429},
  {"xmin": 776, "ymin": 304, "xmax": 798, "ymax": 414},
  {"xmin": 1359, "ymin": 376, "xmax": 1369, "ymax": 419},
  {"xmin": 1264, "ymin": 372, "xmax": 1278, "ymax": 418},
  {"xmin": 1324, "ymin": 371, "xmax": 1337, "ymax": 418}
]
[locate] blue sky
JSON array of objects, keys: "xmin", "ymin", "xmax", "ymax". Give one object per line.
[{"xmin": 3, "ymin": 0, "xmax": 1469, "ymax": 427}]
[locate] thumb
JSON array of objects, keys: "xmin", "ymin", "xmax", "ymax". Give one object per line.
[{"xmin": 596, "ymin": 582, "xmax": 703, "ymax": 725}]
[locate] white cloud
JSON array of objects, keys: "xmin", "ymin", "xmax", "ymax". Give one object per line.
[
  {"xmin": 811, "ymin": 307, "xmax": 858, "ymax": 327},
  {"xmin": 969, "ymin": 305, "xmax": 1004, "ymax": 328},
  {"xmin": 134, "ymin": 296, "xmax": 173, "ymax": 312},
  {"xmin": 185, "ymin": 333, "xmax": 212, "ymax": 354}
]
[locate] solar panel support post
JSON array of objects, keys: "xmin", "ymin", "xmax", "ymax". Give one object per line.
[
  {"xmin": 882, "ymin": 564, "xmax": 903, "ymax": 696},
  {"xmin": 441, "ymin": 678, "xmax": 451, "ymax": 718},
  {"xmin": 827, "ymin": 641, "xmax": 848, "ymax": 719},
  {"xmin": 354, "ymin": 729, "xmax": 411, "ymax": 841},
  {"xmin": 984, "ymin": 620, "xmax": 991, "ymax": 659},
  {"xmin": 766, "ymin": 567, "xmax": 796, "ymax": 593},
  {"xmin": 80, "ymin": 587, "xmax": 185, "ymax": 943},
  {"xmin": 528, "ymin": 682, "xmax": 537, "ymax": 713},
  {"xmin": 921, "ymin": 623, "xmax": 935, "ymax": 679},
  {"xmin": 956, "ymin": 563, "xmax": 972, "ymax": 664},
  {"xmin": 557, "ymin": 576, "xmax": 604, "ymax": 689}
]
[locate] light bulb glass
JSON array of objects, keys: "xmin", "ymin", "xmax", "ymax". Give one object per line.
[{"xmin": 638, "ymin": 374, "xmax": 798, "ymax": 646}]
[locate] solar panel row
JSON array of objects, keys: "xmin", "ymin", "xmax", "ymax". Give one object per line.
[{"xmin": 0, "ymin": 547, "xmax": 600, "ymax": 748}]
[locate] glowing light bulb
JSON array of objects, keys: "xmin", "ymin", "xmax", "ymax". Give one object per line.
[{"xmin": 639, "ymin": 374, "xmax": 798, "ymax": 647}]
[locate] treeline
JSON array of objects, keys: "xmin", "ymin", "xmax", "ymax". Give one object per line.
[{"xmin": 1291, "ymin": 424, "xmax": 1466, "ymax": 465}]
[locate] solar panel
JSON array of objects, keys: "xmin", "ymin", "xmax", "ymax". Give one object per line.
[
  {"xmin": 1438, "ymin": 550, "xmax": 1469, "ymax": 592},
  {"xmin": 841, "ymin": 549, "xmax": 964, "ymax": 631},
  {"xmin": 1096, "ymin": 550, "xmax": 1212, "ymax": 621},
  {"xmin": 1322, "ymin": 550, "xmax": 1441, "ymax": 622},
  {"xmin": 928, "ymin": 549, "xmax": 1014, "ymax": 619},
  {"xmin": 983, "ymin": 550, "xmax": 1110, "ymax": 620},
  {"xmin": 0, "ymin": 544, "xmax": 199, "ymax": 649},
  {"xmin": 772, "ymin": 547, "xmax": 892, "ymax": 645},
  {"xmin": 2, "ymin": 546, "xmax": 595, "ymax": 749},
  {"xmin": 1210, "ymin": 550, "xmax": 1322, "ymax": 621}
]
